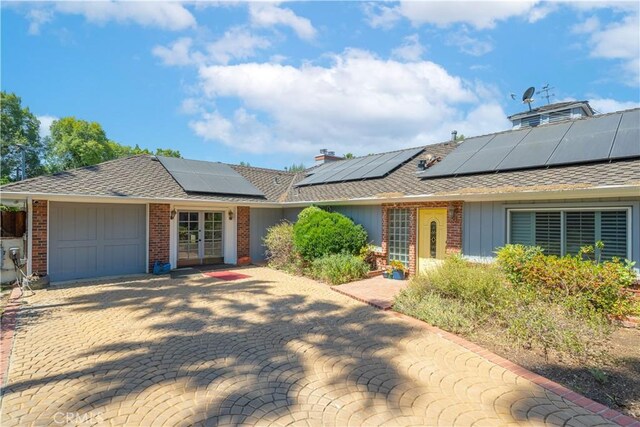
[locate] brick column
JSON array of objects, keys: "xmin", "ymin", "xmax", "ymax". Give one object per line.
[
  {"xmin": 148, "ymin": 203, "xmax": 170, "ymax": 271},
  {"xmin": 31, "ymin": 200, "xmax": 48, "ymax": 275},
  {"xmin": 446, "ymin": 202, "xmax": 463, "ymax": 254},
  {"xmin": 408, "ymin": 207, "xmax": 418, "ymax": 277},
  {"xmin": 236, "ymin": 206, "xmax": 251, "ymax": 265},
  {"xmin": 375, "ymin": 207, "xmax": 389, "ymax": 270}
]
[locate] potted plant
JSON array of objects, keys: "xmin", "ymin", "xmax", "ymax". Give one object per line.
[{"xmin": 388, "ymin": 260, "xmax": 407, "ymax": 280}]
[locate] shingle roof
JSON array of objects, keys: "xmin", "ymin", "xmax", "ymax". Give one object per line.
[
  {"xmin": 0, "ymin": 155, "xmax": 295, "ymax": 204},
  {"xmin": 2, "ymin": 110, "xmax": 639, "ymax": 204}
]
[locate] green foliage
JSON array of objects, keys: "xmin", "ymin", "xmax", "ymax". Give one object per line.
[
  {"xmin": 284, "ymin": 163, "xmax": 305, "ymax": 172},
  {"xmin": 239, "ymin": 161, "xmax": 251, "ymax": 167},
  {"xmin": 496, "ymin": 244, "xmax": 637, "ymax": 317},
  {"xmin": 389, "ymin": 260, "xmax": 407, "ymax": 273},
  {"xmin": 394, "ymin": 256, "xmax": 613, "ymax": 359},
  {"xmin": 310, "ymin": 253, "xmax": 369, "ymax": 285},
  {"xmin": 343, "ymin": 153, "xmax": 354, "ymax": 159},
  {"xmin": 293, "ymin": 207, "xmax": 368, "ymax": 261},
  {"xmin": 358, "ymin": 244, "xmax": 378, "ymax": 270},
  {"xmin": 0, "ymin": 91, "xmax": 45, "ymax": 181},
  {"xmin": 263, "ymin": 221, "xmax": 300, "ymax": 273}
]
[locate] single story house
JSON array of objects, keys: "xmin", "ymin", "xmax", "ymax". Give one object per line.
[{"xmin": 1, "ymin": 102, "xmax": 639, "ymax": 282}]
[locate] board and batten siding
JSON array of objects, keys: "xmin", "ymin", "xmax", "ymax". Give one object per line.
[
  {"xmin": 250, "ymin": 208, "xmax": 285, "ymax": 262},
  {"xmin": 282, "ymin": 205, "xmax": 383, "ymax": 246},
  {"xmin": 463, "ymin": 198, "xmax": 640, "ymax": 265},
  {"xmin": 330, "ymin": 205, "xmax": 382, "ymax": 246}
]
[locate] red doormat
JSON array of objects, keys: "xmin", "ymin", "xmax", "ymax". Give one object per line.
[{"xmin": 203, "ymin": 271, "xmax": 251, "ymax": 281}]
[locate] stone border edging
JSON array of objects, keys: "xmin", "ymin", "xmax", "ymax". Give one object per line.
[
  {"xmin": 331, "ymin": 286, "xmax": 393, "ymax": 310},
  {"xmin": 331, "ymin": 285, "xmax": 639, "ymax": 426},
  {"xmin": 1, "ymin": 287, "xmax": 22, "ymax": 391}
]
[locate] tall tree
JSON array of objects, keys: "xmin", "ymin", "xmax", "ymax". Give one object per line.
[
  {"xmin": 47, "ymin": 117, "xmax": 116, "ymax": 171},
  {"xmin": 46, "ymin": 117, "xmax": 181, "ymax": 172},
  {"xmin": 0, "ymin": 92, "xmax": 45, "ymax": 181},
  {"xmin": 285, "ymin": 163, "xmax": 305, "ymax": 172}
]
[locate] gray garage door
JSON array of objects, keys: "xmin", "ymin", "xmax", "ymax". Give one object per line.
[{"xmin": 49, "ymin": 202, "xmax": 146, "ymax": 281}]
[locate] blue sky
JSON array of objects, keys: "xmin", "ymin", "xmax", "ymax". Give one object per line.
[{"xmin": 2, "ymin": 1, "xmax": 639, "ymax": 169}]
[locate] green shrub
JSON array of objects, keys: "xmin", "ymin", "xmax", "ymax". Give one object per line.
[
  {"xmin": 496, "ymin": 245, "xmax": 637, "ymax": 317},
  {"xmin": 310, "ymin": 253, "xmax": 370, "ymax": 285},
  {"xmin": 394, "ymin": 256, "xmax": 614, "ymax": 359},
  {"xmin": 263, "ymin": 221, "xmax": 300, "ymax": 272},
  {"xmin": 293, "ymin": 207, "xmax": 368, "ymax": 261}
]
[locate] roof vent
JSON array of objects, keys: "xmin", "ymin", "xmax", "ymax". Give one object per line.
[
  {"xmin": 451, "ymin": 130, "xmax": 457, "ymax": 141},
  {"xmin": 417, "ymin": 159, "xmax": 427, "ymax": 171}
]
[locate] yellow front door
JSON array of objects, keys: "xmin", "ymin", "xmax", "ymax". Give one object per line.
[{"xmin": 418, "ymin": 208, "xmax": 447, "ymax": 274}]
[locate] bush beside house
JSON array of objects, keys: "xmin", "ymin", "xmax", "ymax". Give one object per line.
[
  {"xmin": 395, "ymin": 245, "xmax": 639, "ymax": 360},
  {"xmin": 264, "ymin": 207, "xmax": 371, "ymax": 285}
]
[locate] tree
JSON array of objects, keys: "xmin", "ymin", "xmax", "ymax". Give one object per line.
[
  {"xmin": 343, "ymin": 153, "xmax": 354, "ymax": 159},
  {"xmin": 284, "ymin": 163, "xmax": 305, "ymax": 172},
  {"xmin": 46, "ymin": 117, "xmax": 181, "ymax": 172},
  {"xmin": 47, "ymin": 117, "xmax": 116, "ymax": 171},
  {"xmin": 0, "ymin": 92, "xmax": 45, "ymax": 181},
  {"xmin": 239, "ymin": 161, "xmax": 251, "ymax": 167}
]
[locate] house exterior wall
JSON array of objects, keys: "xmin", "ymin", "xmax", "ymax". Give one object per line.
[
  {"xmin": 382, "ymin": 201, "xmax": 463, "ymax": 276},
  {"xmin": 250, "ymin": 208, "xmax": 285, "ymax": 263},
  {"xmin": 463, "ymin": 197, "xmax": 640, "ymax": 264},
  {"xmin": 148, "ymin": 203, "xmax": 170, "ymax": 271},
  {"xmin": 236, "ymin": 206, "xmax": 251, "ymax": 264},
  {"xmin": 283, "ymin": 207, "xmax": 302, "ymax": 223},
  {"xmin": 31, "ymin": 200, "xmax": 48, "ymax": 275},
  {"xmin": 330, "ymin": 205, "xmax": 383, "ymax": 246}
]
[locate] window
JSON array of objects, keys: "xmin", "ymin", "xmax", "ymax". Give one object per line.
[
  {"xmin": 509, "ymin": 209, "xmax": 629, "ymax": 260},
  {"xmin": 388, "ymin": 208, "xmax": 409, "ymax": 266}
]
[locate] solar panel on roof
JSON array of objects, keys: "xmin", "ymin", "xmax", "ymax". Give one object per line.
[
  {"xmin": 610, "ymin": 110, "xmax": 640, "ymax": 159},
  {"xmin": 417, "ymin": 134, "xmax": 495, "ymax": 178},
  {"xmin": 295, "ymin": 147, "xmax": 423, "ymax": 187},
  {"xmin": 454, "ymin": 130, "xmax": 530, "ymax": 174},
  {"xmin": 157, "ymin": 156, "xmax": 265, "ymax": 197},
  {"xmin": 497, "ymin": 122, "xmax": 571, "ymax": 170},
  {"xmin": 547, "ymin": 113, "xmax": 621, "ymax": 166},
  {"xmin": 419, "ymin": 109, "xmax": 640, "ymax": 179}
]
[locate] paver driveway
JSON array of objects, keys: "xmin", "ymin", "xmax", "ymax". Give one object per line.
[{"xmin": 1, "ymin": 267, "xmax": 615, "ymax": 426}]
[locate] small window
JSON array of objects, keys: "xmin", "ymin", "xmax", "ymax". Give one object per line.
[
  {"xmin": 509, "ymin": 209, "xmax": 629, "ymax": 260},
  {"xmin": 429, "ymin": 221, "xmax": 437, "ymax": 258},
  {"xmin": 388, "ymin": 208, "xmax": 409, "ymax": 267}
]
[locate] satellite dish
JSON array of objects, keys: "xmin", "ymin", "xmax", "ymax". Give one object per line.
[{"xmin": 522, "ymin": 86, "xmax": 535, "ymax": 111}]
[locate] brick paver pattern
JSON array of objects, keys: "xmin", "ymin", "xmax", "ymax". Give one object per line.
[{"xmin": 1, "ymin": 267, "xmax": 615, "ymax": 426}]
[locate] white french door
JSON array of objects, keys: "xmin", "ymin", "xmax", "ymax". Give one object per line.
[{"xmin": 177, "ymin": 211, "xmax": 224, "ymax": 267}]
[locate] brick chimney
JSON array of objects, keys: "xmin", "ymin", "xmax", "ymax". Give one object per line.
[{"xmin": 315, "ymin": 149, "xmax": 343, "ymax": 165}]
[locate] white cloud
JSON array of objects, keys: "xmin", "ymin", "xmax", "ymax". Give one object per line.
[
  {"xmin": 391, "ymin": 34, "xmax": 425, "ymax": 62},
  {"xmin": 37, "ymin": 115, "xmax": 57, "ymax": 139},
  {"xmin": 26, "ymin": 8, "xmax": 53, "ymax": 35},
  {"xmin": 367, "ymin": 1, "xmax": 543, "ymax": 30},
  {"xmin": 574, "ymin": 11, "xmax": 640, "ymax": 84},
  {"xmin": 447, "ymin": 32, "xmax": 494, "ymax": 56},
  {"xmin": 152, "ymin": 37, "xmax": 197, "ymax": 66},
  {"xmin": 589, "ymin": 98, "xmax": 640, "ymax": 113},
  {"xmin": 207, "ymin": 27, "xmax": 271, "ymax": 64},
  {"xmin": 248, "ymin": 3, "xmax": 316, "ymax": 40},
  {"xmin": 189, "ymin": 49, "xmax": 511, "ymax": 155},
  {"xmin": 26, "ymin": 1, "xmax": 196, "ymax": 33}
]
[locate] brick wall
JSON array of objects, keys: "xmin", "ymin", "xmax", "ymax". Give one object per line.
[
  {"xmin": 236, "ymin": 206, "xmax": 251, "ymax": 265},
  {"xmin": 380, "ymin": 201, "xmax": 463, "ymax": 276},
  {"xmin": 148, "ymin": 203, "xmax": 170, "ymax": 271},
  {"xmin": 31, "ymin": 200, "xmax": 48, "ymax": 275}
]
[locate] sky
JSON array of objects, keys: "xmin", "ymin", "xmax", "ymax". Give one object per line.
[{"xmin": 2, "ymin": 1, "xmax": 639, "ymax": 170}]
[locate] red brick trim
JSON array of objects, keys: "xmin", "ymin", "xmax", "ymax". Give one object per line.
[
  {"xmin": 31, "ymin": 200, "xmax": 48, "ymax": 275},
  {"xmin": 236, "ymin": 206, "xmax": 251, "ymax": 263},
  {"xmin": 386, "ymin": 310, "xmax": 640, "ymax": 427},
  {"xmin": 0, "ymin": 287, "xmax": 22, "ymax": 389},
  {"xmin": 382, "ymin": 201, "xmax": 463, "ymax": 276},
  {"xmin": 148, "ymin": 204, "xmax": 170, "ymax": 271}
]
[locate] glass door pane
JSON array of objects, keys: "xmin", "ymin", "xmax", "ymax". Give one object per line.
[
  {"xmin": 203, "ymin": 212, "xmax": 223, "ymax": 258},
  {"xmin": 178, "ymin": 211, "xmax": 200, "ymax": 265}
]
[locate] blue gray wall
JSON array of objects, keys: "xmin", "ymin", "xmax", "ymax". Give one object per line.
[
  {"xmin": 463, "ymin": 198, "xmax": 640, "ymax": 264},
  {"xmin": 250, "ymin": 208, "xmax": 285, "ymax": 263},
  {"xmin": 329, "ymin": 205, "xmax": 382, "ymax": 246}
]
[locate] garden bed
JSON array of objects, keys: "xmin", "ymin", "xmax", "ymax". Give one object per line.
[{"xmin": 394, "ymin": 246, "xmax": 640, "ymax": 419}]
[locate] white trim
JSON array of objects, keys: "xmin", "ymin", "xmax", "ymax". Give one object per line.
[
  {"xmin": 145, "ymin": 204, "xmax": 150, "ymax": 274},
  {"xmin": 3, "ymin": 184, "xmax": 639, "ymax": 206},
  {"xmin": 46, "ymin": 200, "xmax": 49, "ymax": 275},
  {"xmin": 506, "ymin": 206, "xmax": 632, "ymax": 260},
  {"xmin": 26, "ymin": 196, "xmax": 33, "ymax": 276}
]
